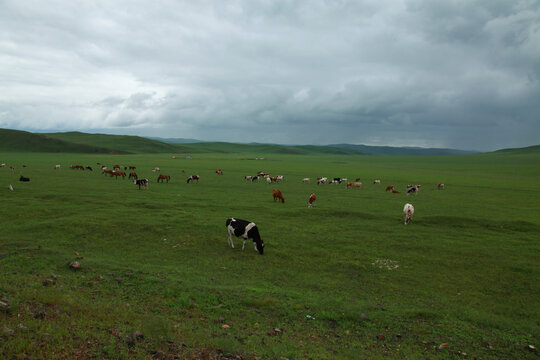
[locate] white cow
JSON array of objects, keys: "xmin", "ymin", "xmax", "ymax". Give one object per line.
[{"xmin": 403, "ymin": 203, "xmax": 414, "ymax": 225}]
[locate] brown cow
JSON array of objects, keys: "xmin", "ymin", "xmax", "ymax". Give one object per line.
[
  {"xmin": 128, "ymin": 172, "xmax": 138, "ymax": 179},
  {"xmin": 392, "ymin": 190, "xmax": 401, "ymax": 194},
  {"xmin": 157, "ymin": 174, "xmax": 170, "ymax": 183},
  {"xmin": 113, "ymin": 171, "xmax": 126, "ymax": 179},
  {"xmin": 308, "ymin": 193, "xmax": 316, "ymax": 208},
  {"xmin": 216, "ymin": 169, "xmax": 223, "ymax": 175},
  {"xmin": 346, "ymin": 182, "xmax": 362, "ymax": 188},
  {"xmin": 272, "ymin": 189, "xmax": 285, "ymax": 203},
  {"xmin": 385, "ymin": 185, "xmax": 395, "ymax": 192}
]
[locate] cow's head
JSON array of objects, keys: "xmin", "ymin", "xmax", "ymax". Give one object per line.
[{"xmin": 255, "ymin": 239, "xmax": 265, "ymax": 255}]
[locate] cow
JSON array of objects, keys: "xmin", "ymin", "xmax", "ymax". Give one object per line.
[
  {"xmin": 317, "ymin": 177, "xmax": 328, "ymax": 185},
  {"xmin": 103, "ymin": 169, "xmax": 114, "ymax": 176},
  {"xmin": 272, "ymin": 189, "xmax": 285, "ymax": 203},
  {"xmin": 404, "ymin": 203, "xmax": 414, "ymax": 225},
  {"xmin": 333, "ymin": 177, "xmax": 343, "ymax": 184},
  {"xmin": 302, "ymin": 178, "xmax": 310, "ymax": 183},
  {"xmin": 19, "ymin": 176, "xmax": 30, "ymax": 182},
  {"xmin": 276, "ymin": 175, "xmax": 284, "ymax": 182},
  {"xmin": 407, "ymin": 185, "xmax": 421, "ymax": 195},
  {"xmin": 244, "ymin": 175, "xmax": 252, "ymax": 181},
  {"xmin": 216, "ymin": 169, "xmax": 223, "ymax": 175},
  {"xmin": 134, "ymin": 178, "xmax": 149, "ymax": 189},
  {"xmin": 86, "ymin": 166, "xmax": 93, "ymax": 171},
  {"xmin": 129, "ymin": 172, "xmax": 138, "ymax": 179},
  {"xmin": 157, "ymin": 174, "xmax": 170, "ymax": 183},
  {"xmin": 226, "ymin": 218, "xmax": 264, "ymax": 255},
  {"xmin": 113, "ymin": 165, "xmax": 121, "ymax": 170},
  {"xmin": 438, "ymin": 183, "xmax": 445, "ymax": 190},
  {"xmin": 187, "ymin": 175, "xmax": 199, "ymax": 183},
  {"xmin": 373, "ymin": 179, "xmax": 381, "ymax": 184},
  {"xmin": 54, "ymin": 165, "xmax": 61, "ymax": 170},
  {"xmin": 355, "ymin": 178, "xmax": 361, "ymax": 182},
  {"xmin": 152, "ymin": 167, "xmax": 160, "ymax": 173},
  {"xmin": 9, "ymin": 184, "xmax": 13, "ymax": 191},
  {"xmin": 308, "ymin": 193, "xmax": 316, "ymax": 208},
  {"xmin": 392, "ymin": 190, "xmax": 401, "ymax": 194},
  {"xmin": 346, "ymin": 182, "xmax": 362, "ymax": 188},
  {"xmin": 266, "ymin": 177, "xmax": 272, "ymax": 184},
  {"xmin": 385, "ymin": 185, "xmax": 395, "ymax": 192},
  {"xmin": 251, "ymin": 176, "xmax": 259, "ymax": 182},
  {"xmin": 0, "ymin": 163, "xmax": 5, "ymax": 167},
  {"xmin": 113, "ymin": 171, "xmax": 126, "ymax": 179},
  {"xmin": 129, "ymin": 166, "xmax": 136, "ymax": 170},
  {"xmin": 70, "ymin": 165, "xmax": 84, "ymax": 170}
]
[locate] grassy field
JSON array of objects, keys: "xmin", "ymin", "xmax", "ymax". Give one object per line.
[{"xmin": 0, "ymin": 151, "xmax": 539, "ymax": 359}]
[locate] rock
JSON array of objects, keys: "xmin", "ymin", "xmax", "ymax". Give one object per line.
[
  {"xmin": 0, "ymin": 297, "xmax": 11, "ymax": 311},
  {"xmin": 2, "ymin": 326, "xmax": 14, "ymax": 336},
  {"xmin": 68, "ymin": 261, "xmax": 81, "ymax": 270}
]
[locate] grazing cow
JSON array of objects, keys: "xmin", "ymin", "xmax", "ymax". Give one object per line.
[
  {"xmin": 70, "ymin": 165, "xmax": 84, "ymax": 170},
  {"xmin": 373, "ymin": 179, "xmax": 381, "ymax": 184},
  {"xmin": 9, "ymin": 184, "xmax": 14, "ymax": 191},
  {"xmin": 276, "ymin": 175, "xmax": 284, "ymax": 182},
  {"xmin": 103, "ymin": 169, "xmax": 114, "ymax": 176},
  {"xmin": 187, "ymin": 175, "xmax": 200, "ymax": 183},
  {"xmin": 0, "ymin": 163, "xmax": 5, "ymax": 167},
  {"xmin": 407, "ymin": 185, "xmax": 421, "ymax": 195},
  {"xmin": 19, "ymin": 176, "xmax": 30, "ymax": 182},
  {"xmin": 346, "ymin": 182, "xmax": 362, "ymax": 188},
  {"xmin": 244, "ymin": 175, "xmax": 252, "ymax": 181},
  {"xmin": 355, "ymin": 178, "xmax": 361, "ymax": 182},
  {"xmin": 302, "ymin": 178, "xmax": 310, "ymax": 183},
  {"xmin": 86, "ymin": 166, "xmax": 93, "ymax": 171},
  {"xmin": 272, "ymin": 189, "xmax": 285, "ymax": 203},
  {"xmin": 385, "ymin": 185, "xmax": 395, "ymax": 192},
  {"xmin": 54, "ymin": 165, "xmax": 61, "ymax": 170},
  {"xmin": 134, "ymin": 178, "xmax": 149, "ymax": 189},
  {"xmin": 216, "ymin": 169, "xmax": 223, "ymax": 175},
  {"xmin": 152, "ymin": 167, "xmax": 160, "ymax": 173},
  {"xmin": 403, "ymin": 203, "xmax": 414, "ymax": 225},
  {"xmin": 266, "ymin": 177, "xmax": 272, "ymax": 184},
  {"xmin": 308, "ymin": 193, "xmax": 316, "ymax": 208},
  {"xmin": 392, "ymin": 190, "xmax": 401, "ymax": 194},
  {"xmin": 157, "ymin": 174, "xmax": 170, "ymax": 183},
  {"xmin": 317, "ymin": 177, "xmax": 328, "ymax": 185},
  {"xmin": 113, "ymin": 165, "xmax": 121, "ymax": 170},
  {"xmin": 333, "ymin": 177, "xmax": 343, "ymax": 184},
  {"xmin": 129, "ymin": 166, "xmax": 136, "ymax": 170},
  {"xmin": 129, "ymin": 172, "xmax": 138, "ymax": 179},
  {"xmin": 438, "ymin": 183, "xmax": 445, "ymax": 190},
  {"xmin": 113, "ymin": 171, "xmax": 126, "ymax": 179},
  {"xmin": 226, "ymin": 218, "xmax": 264, "ymax": 255},
  {"xmin": 181, "ymin": 169, "xmax": 185, "ymax": 173},
  {"xmin": 251, "ymin": 176, "xmax": 259, "ymax": 182}
]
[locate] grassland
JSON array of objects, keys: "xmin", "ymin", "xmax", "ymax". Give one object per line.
[{"xmin": 0, "ymin": 151, "xmax": 539, "ymax": 359}]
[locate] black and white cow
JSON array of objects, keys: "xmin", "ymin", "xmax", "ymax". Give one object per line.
[
  {"xmin": 226, "ymin": 218, "xmax": 264, "ymax": 255},
  {"xmin": 134, "ymin": 178, "xmax": 149, "ymax": 189},
  {"xmin": 407, "ymin": 185, "xmax": 421, "ymax": 195}
]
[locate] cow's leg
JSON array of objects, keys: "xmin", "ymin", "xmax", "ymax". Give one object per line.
[
  {"xmin": 253, "ymin": 242, "xmax": 257, "ymax": 251},
  {"xmin": 227, "ymin": 229, "xmax": 234, "ymax": 248},
  {"xmin": 242, "ymin": 238, "xmax": 247, "ymax": 251}
]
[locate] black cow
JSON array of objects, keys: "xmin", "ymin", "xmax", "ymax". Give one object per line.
[
  {"xmin": 86, "ymin": 166, "xmax": 93, "ymax": 171},
  {"xmin": 226, "ymin": 218, "xmax": 264, "ymax": 255},
  {"xmin": 134, "ymin": 178, "xmax": 149, "ymax": 189},
  {"xmin": 19, "ymin": 176, "xmax": 30, "ymax": 182}
]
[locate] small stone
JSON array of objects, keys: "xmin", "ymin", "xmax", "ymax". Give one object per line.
[
  {"xmin": 376, "ymin": 334, "xmax": 385, "ymax": 340},
  {"xmin": 68, "ymin": 261, "xmax": 81, "ymax": 270},
  {"xmin": 528, "ymin": 345, "xmax": 536, "ymax": 351},
  {"xmin": 2, "ymin": 326, "xmax": 14, "ymax": 336},
  {"xmin": 0, "ymin": 297, "xmax": 11, "ymax": 311}
]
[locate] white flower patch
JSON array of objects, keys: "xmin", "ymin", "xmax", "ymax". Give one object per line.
[{"xmin": 372, "ymin": 259, "xmax": 399, "ymax": 270}]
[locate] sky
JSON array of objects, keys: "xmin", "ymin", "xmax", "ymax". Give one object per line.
[{"xmin": 1, "ymin": 0, "xmax": 539, "ymax": 151}]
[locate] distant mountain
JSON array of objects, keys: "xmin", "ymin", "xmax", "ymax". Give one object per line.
[
  {"xmin": 0, "ymin": 128, "xmax": 119, "ymax": 153},
  {"xmin": 492, "ymin": 145, "xmax": 540, "ymax": 154},
  {"xmin": 148, "ymin": 136, "xmax": 202, "ymax": 144},
  {"xmin": 328, "ymin": 143, "xmax": 477, "ymax": 156}
]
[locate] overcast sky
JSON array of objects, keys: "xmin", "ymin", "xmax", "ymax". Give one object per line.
[{"xmin": 1, "ymin": 1, "xmax": 539, "ymax": 151}]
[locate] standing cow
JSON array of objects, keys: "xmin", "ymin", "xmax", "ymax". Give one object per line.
[
  {"xmin": 226, "ymin": 218, "xmax": 264, "ymax": 255},
  {"xmin": 403, "ymin": 203, "xmax": 414, "ymax": 225}
]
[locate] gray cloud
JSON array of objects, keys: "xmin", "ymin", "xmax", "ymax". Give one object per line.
[{"xmin": 1, "ymin": 0, "xmax": 539, "ymax": 151}]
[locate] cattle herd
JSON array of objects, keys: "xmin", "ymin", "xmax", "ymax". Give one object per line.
[{"xmin": 2, "ymin": 160, "xmax": 448, "ymax": 256}]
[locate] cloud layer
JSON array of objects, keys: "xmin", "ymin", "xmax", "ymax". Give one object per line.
[{"xmin": 1, "ymin": 0, "xmax": 539, "ymax": 150}]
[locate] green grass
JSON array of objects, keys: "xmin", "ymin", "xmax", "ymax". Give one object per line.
[{"xmin": 0, "ymin": 151, "xmax": 539, "ymax": 359}]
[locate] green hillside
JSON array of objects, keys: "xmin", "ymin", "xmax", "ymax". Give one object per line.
[
  {"xmin": 0, "ymin": 129, "xmax": 117, "ymax": 153},
  {"xmin": 44, "ymin": 131, "xmax": 180, "ymax": 154},
  {"xmin": 175, "ymin": 141, "xmax": 360, "ymax": 155},
  {"xmin": 494, "ymin": 144, "xmax": 540, "ymax": 154}
]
